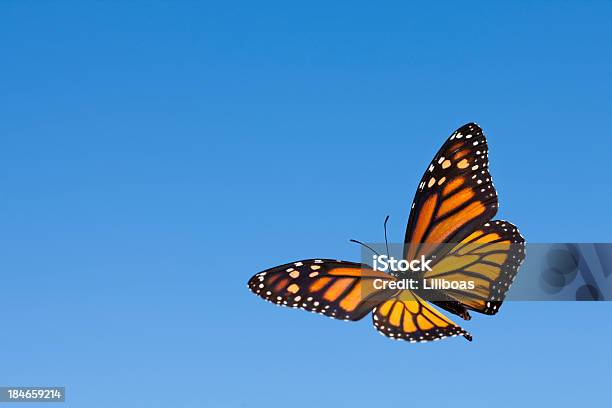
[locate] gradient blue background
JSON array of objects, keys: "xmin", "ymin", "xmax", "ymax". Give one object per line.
[{"xmin": 1, "ymin": 1, "xmax": 611, "ymax": 407}]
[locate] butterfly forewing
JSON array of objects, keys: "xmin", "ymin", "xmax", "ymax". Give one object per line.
[
  {"xmin": 404, "ymin": 123, "xmax": 498, "ymax": 262},
  {"xmin": 248, "ymin": 259, "xmax": 398, "ymax": 321}
]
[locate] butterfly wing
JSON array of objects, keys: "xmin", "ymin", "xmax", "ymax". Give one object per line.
[
  {"xmin": 423, "ymin": 220, "xmax": 526, "ymax": 315},
  {"xmin": 372, "ymin": 290, "xmax": 472, "ymax": 342},
  {"xmin": 404, "ymin": 123, "xmax": 498, "ymax": 262},
  {"xmin": 248, "ymin": 259, "xmax": 397, "ymax": 321}
]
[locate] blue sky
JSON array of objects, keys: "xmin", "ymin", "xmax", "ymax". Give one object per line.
[{"xmin": 1, "ymin": 1, "xmax": 611, "ymax": 407}]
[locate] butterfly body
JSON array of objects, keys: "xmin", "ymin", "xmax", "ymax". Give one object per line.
[{"xmin": 248, "ymin": 123, "xmax": 525, "ymax": 343}]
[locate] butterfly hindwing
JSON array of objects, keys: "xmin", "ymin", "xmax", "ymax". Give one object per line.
[
  {"xmin": 404, "ymin": 123, "xmax": 498, "ymax": 262},
  {"xmin": 372, "ymin": 290, "xmax": 472, "ymax": 342},
  {"xmin": 248, "ymin": 259, "xmax": 397, "ymax": 321},
  {"xmin": 425, "ymin": 220, "xmax": 525, "ymax": 315}
]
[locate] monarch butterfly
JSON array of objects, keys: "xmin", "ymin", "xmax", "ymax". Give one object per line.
[{"xmin": 247, "ymin": 123, "xmax": 525, "ymax": 343}]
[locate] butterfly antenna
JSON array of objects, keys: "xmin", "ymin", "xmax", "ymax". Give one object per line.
[
  {"xmin": 349, "ymin": 239, "xmax": 381, "ymax": 257},
  {"xmin": 383, "ymin": 215, "xmax": 390, "ymax": 257}
]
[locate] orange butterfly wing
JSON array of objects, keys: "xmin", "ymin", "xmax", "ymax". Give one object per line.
[
  {"xmin": 248, "ymin": 259, "xmax": 397, "ymax": 321},
  {"xmin": 402, "ymin": 123, "xmax": 520, "ymax": 321},
  {"xmin": 424, "ymin": 220, "xmax": 525, "ymax": 315},
  {"xmin": 404, "ymin": 123, "xmax": 498, "ymax": 262},
  {"xmin": 372, "ymin": 290, "xmax": 472, "ymax": 342}
]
